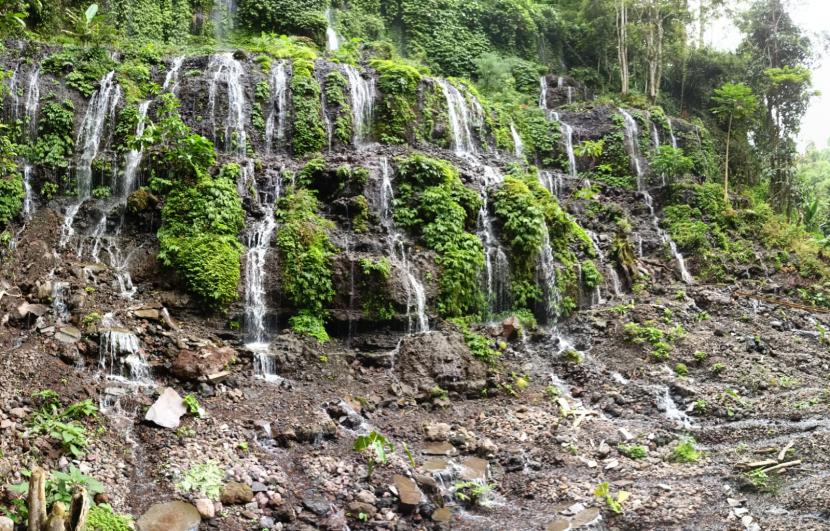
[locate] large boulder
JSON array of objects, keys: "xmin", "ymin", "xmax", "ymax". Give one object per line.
[
  {"xmin": 171, "ymin": 346, "xmax": 237, "ymax": 381},
  {"xmin": 144, "ymin": 388, "xmax": 187, "ymax": 429},
  {"xmin": 393, "ymin": 331, "xmax": 487, "ymax": 396},
  {"xmin": 136, "ymin": 501, "xmax": 200, "ymax": 531}
]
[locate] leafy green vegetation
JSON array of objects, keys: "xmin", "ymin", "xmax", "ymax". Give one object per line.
[
  {"xmin": 354, "ymin": 430, "xmax": 394, "ymax": 479},
  {"xmin": 87, "ymin": 503, "xmax": 134, "ymax": 531},
  {"xmin": 276, "ymin": 188, "xmax": 335, "ymax": 340},
  {"xmin": 670, "ymin": 437, "xmax": 701, "ymax": 463},
  {"xmin": 177, "ymin": 461, "xmax": 225, "ymax": 501},
  {"xmin": 394, "ymin": 154, "xmax": 485, "ymax": 317}
]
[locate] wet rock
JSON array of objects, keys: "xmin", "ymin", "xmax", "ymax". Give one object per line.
[
  {"xmin": 221, "ymin": 482, "xmax": 254, "ymax": 505},
  {"xmin": 55, "ymin": 326, "xmax": 81, "ymax": 344},
  {"xmin": 134, "ymin": 308, "xmax": 161, "ymax": 321},
  {"xmin": 422, "ymin": 442, "xmax": 457, "ymax": 456},
  {"xmin": 347, "ymin": 501, "xmax": 377, "ymax": 518},
  {"xmin": 459, "ymin": 457, "xmax": 488, "ymax": 481},
  {"xmin": 501, "ymin": 315, "xmax": 520, "ymax": 340},
  {"xmin": 392, "ymin": 475, "xmax": 423, "ymax": 509},
  {"xmin": 136, "ymin": 501, "xmax": 200, "ymax": 531},
  {"xmin": 392, "ymin": 331, "xmax": 487, "ymax": 396},
  {"xmin": 302, "ymin": 491, "xmax": 331, "ymax": 516},
  {"xmin": 546, "ymin": 520, "xmax": 570, "ymax": 531},
  {"xmin": 193, "ymin": 498, "xmax": 215, "ymax": 519},
  {"xmin": 571, "ymin": 507, "xmax": 601, "ymax": 527},
  {"xmin": 172, "ymin": 346, "xmax": 237, "ymax": 381},
  {"xmin": 144, "ymin": 388, "xmax": 187, "ymax": 429},
  {"xmin": 432, "ymin": 507, "xmax": 452, "ymax": 522},
  {"xmin": 15, "ymin": 302, "xmax": 48, "ymax": 320},
  {"xmin": 423, "ymin": 422, "xmax": 451, "ymax": 441}
]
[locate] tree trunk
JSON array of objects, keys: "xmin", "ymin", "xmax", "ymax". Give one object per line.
[
  {"xmin": 617, "ymin": 0, "xmax": 629, "ymax": 95},
  {"xmin": 724, "ymin": 114, "xmax": 732, "ymax": 206}
]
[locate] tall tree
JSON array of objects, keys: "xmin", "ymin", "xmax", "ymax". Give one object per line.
[
  {"xmin": 617, "ymin": 0, "xmax": 630, "ymax": 95},
  {"xmin": 710, "ymin": 82, "xmax": 758, "ymax": 205}
]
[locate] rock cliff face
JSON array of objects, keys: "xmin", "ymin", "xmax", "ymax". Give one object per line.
[{"xmin": 0, "ymin": 39, "xmax": 828, "ymax": 531}]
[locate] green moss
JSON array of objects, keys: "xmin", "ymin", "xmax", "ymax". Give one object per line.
[
  {"xmin": 157, "ymin": 171, "xmax": 245, "ymax": 309},
  {"xmin": 290, "ymin": 61, "xmax": 326, "ymax": 156},
  {"xmin": 324, "ymin": 70, "xmax": 353, "ymax": 146},
  {"xmin": 87, "ymin": 503, "xmax": 133, "ymax": 531},
  {"xmin": 26, "ymin": 96, "xmax": 75, "ymax": 174},
  {"xmin": 394, "ymin": 154, "xmax": 485, "ymax": 316},
  {"xmin": 371, "ymin": 59, "xmax": 424, "ymax": 144},
  {"xmin": 581, "ymin": 260, "xmax": 602, "ymax": 289},
  {"xmin": 359, "ymin": 257, "xmax": 395, "ymax": 321},
  {"xmin": 276, "ymin": 188, "xmax": 336, "ymax": 334}
]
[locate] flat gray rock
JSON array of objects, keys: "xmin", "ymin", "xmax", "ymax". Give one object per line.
[{"xmin": 145, "ymin": 388, "xmax": 187, "ymax": 429}]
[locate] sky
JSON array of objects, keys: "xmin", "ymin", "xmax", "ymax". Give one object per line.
[{"xmin": 700, "ymin": 0, "xmax": 830, "ymax": 151}]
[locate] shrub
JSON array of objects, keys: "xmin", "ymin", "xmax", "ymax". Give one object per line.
[{"xmin": 371, "ymin": 59, "xmax": 424, "ymax": 144}]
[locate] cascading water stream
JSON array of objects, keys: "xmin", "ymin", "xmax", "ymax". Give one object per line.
[
  {"xmin": 380, "ymin": 159, "xmax": 428, "ymax": 333},
  {"xmin": 439, "ymin": 80, "xmax": 478, "ymax": 157},
  {"xmin": 325, "ymin": 8, "xmax": 341, "ymax": 52},
  {"xmin": 510, "ymin": 122, "xmax": 523, "ymax": 158},
  {"xmin": 541, "ymin": 78, "xmax": 577, "ymax": 178},
  {"xmin": 60, "ymin": 71, "xmax": 121, "ymax": 247},
  {"xmin": 478, "ymin": 166, "xmax": 510, "ymax": 315},
  {"xmin": 243, "ymin": 171, "xmax": 281, "ymax": 378},
  {"xmin": 343, "ymin": 65, "xmax": 374, "ymax": 146},
  {"xmin": 162, "ymin": 55, "xmax": 185, "ymax": 93},
  {"xmin": 208, "ymin": 53, "xmax": 247, "ymax": 157},
  {"xmin": 539, "ymin": 229, "xmax": 560, "ymax": 323},
  {"xmin": 667, "ymin": 118, "xmax": 678, "ymax": 148},
  {"xmin": 586, "ymin": 229, "xmax": 621, "ymax": 301},
  {"xmin": 539, "ymin": 170, "xmax": 563, "ymax": 198},
  {"xmin": 21, "ymin": 165, "xmax": 33, "ymax": 220},
  {"xmin": 264, "ymin": 60, "xmax": 289, "ymax": 155},
  {"xmin": 618, "ymin": 108, "xmax": 693, "ymax": 284},
  {"xmin": 122, "ymin": 100, "xmax": 151, "ymax": 196},
  {"xmin": 24, "ymin": 66, "xmax": 39, "ymax": 136}
]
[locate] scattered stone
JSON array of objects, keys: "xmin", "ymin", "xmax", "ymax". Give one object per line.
[
  {"xmin": 432, "ymin": 507, "xmax": 452, "ymax": 522},
  {"xmin": 347, "ymin": 501, "xmax": 377, "ymax": 518},
  {"xmin": 302, "ymin": 491, "xmax": 331, "ymax": 516},
  {"xmin": 392, "ymin": 475, "xmax": 423, "ymax": 509},
  {"xmin": 16, "ymin": 302, "xmax": 49, "ymax": 319},
  {"xmin": 424, "ymin": 422, "xmax": 451, "ymax": 441},
  {"xmin": 422, "ymin": 442, "xmax": 457, "ymax": 456},
  {"xmin": 571, "ymin": 507, "xmax": 601, "ymax": 527},
  {"xmin": 55, "ymin": 326, "xmax": 81, "ymax": 344},
  {"xmin": 221, "ymin": 482, "xmax": 254, "ymax": 505},
  {"xmin": 172, "ymin": 346, "xmax": 237, "ymax": 381},
  {"xmin": 356, "ymin": 490, "xmax": 377, "ymax": 505},
  {"xmin": 193, "ymin": 498, "xmax": 215, "ymax": 519},
  {"xmin": 144, "ymin": 388, "xmax": 187, "ymax": 429},
  {"xmin": 501, "ymin": 315, "xmax": 520, "ymax": 340},
  {"xmin": 134, "ymin": 308, "xmax": 161, "ymax": 321},
  {"xmin": 459, "ymin": 457, "xmax": 488, "ymax": 481},
  {"xmin": 546, "ymin": 520, "xmax": 571, "ymax": 531},
  {"xmin": 136, "ymin": 501, "xmax": 200, "ymax": 531}
]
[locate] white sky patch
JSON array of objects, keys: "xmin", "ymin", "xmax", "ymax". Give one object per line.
[{"xmin": 695, "ymin": 0, "xmax": 829, "ymax": 151}]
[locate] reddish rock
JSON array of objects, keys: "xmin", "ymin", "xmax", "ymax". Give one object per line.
[{"xmin": 171, "ymin": 346, "xmax": 237, "ymax": 381}]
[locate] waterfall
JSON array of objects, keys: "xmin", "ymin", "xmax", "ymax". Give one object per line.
[
  {"xmin": 478, "ymin": 166, "xmax": 510, "ymax": 315},
  {"xmin": 325, "ymin": 8, "xmax": 341, "ymax": 51},
  {"xmin": 618, "ymin": 108, "xmax": 645, "ymax": 187},
  {"xmin": 208, "ymin": 53, "xmax": 247, "ymax": 156},
  {"xmin": 585, "ymin": 229, "xmax": 621, "ymax": 301},
  {"xmin": 380, "ymin": 159, "xmax": 428, "ymax": 333},
  {"xmin": 538, "ymin": 76, "xmax": 549, "ymax": 112},
  {"xmin": 651, "ymin": 123, "xmax": 660, "ymax": 150},
  {"xmin": 21, "ymin": 165, "xmax": 33, "ymax": 220},
  {"xmin": 551, "ymin": 111, "xmax": 577, "ymax": 178},
  {"xmin": 510, "ymin": 122, "xmax": 523, "ymax": 158},
  {"xmin": 667, "ymin": 118, "xmax": 678, "ymax": 148},
  {"xmin": 539, "ymin": 170, "xmax": 563, "ymax": 198},
  {"xmin": 99, "ymin": 314, "xmax": 152, "ymax": 387},
  {"xmin": 162, "ymin": 56, "xmax": 185, "ymax": 93},
  {"xmin": 122, "ymin": 100, "xmax": 150, "ymax": 197},
  {"xmin": 264, "ymin": 60, "xmax": 289, "ymax": 155},
  {"xmin": 439, "ymin": 80, "xmax": 477, "ymax": 157},
  {"xmin": 566, "ymin": 86, "xmax": 573, "ymax": 105},
  {"xmin": 539, "ymin": 229, "xmax": 560, "ymax": 322},
  {"xmin": 244, "ymin": 172, "xmax": 281, "ymax": 350},
  {"xmin": 24, "ymin": 66, "xmax": 40, "ymax": 136},
  {"xmin": 6, "ymin": 64, "xmax": 19, "ymax": 120},
  {"xmin": 619, "ymin": 108, "xmax": 692, "ymax": 284},
  {"xmin": 212, "ymin": 0, "xmax": 236, "ymax": 41},
  {"xmin": 51, "ymin": 281, "xmax": 70, "ymax": 321},
  {"xmin": 343, "ymin": 65, "xmax": 374, "ymax": 146},
  {"xmin": 60, "ymin": 71, "xmax": 121, "ymax": 247},
  {"xmin": 657, "ymin": 386, "xmax": 694, "ymax": 430}
]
